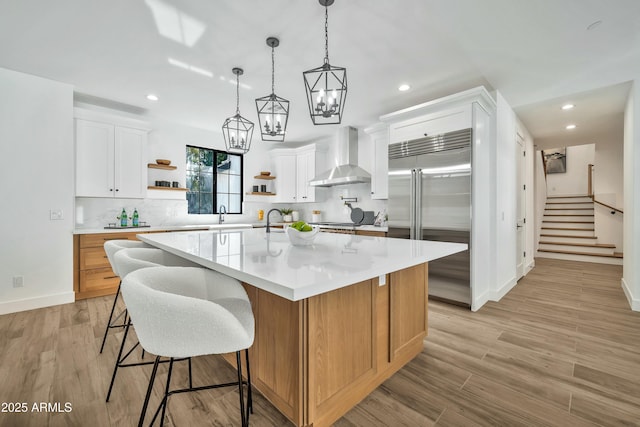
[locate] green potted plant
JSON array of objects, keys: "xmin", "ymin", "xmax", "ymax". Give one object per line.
[{"xmin": 280, "ymin": 208, "xmax": 293, "ymax": 222}]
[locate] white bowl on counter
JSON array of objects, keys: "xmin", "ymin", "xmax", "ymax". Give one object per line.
[{"xmin": 285, "ymin": 225, "xmax": 320, "ymax": 246}]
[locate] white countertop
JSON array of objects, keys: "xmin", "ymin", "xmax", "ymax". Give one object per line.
[{"xmin": 137, "ymin": 228, "xmax": 466, "ymax": 301}]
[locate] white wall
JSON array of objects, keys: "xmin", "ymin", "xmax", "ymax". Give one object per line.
[
  {"xmin": 0, "ymin": 68, "xmax": 74, "ymax": 314},
  {"xmin": 471, "ymin": 101, "xmax": 495, "ymax": 311},
  {"xmin": 493, "ymin": 92, "xmax": 518, "ymax": 299},
  {"xmin": 622, "ymin": 81, "xmax": 639, "ymax": 311},
  {"xmin": 593, "ymin": 134, "xmax": 624, "ymax": 250},
  {"xmin": 545, "ymin": 144, "xmax": 594, "ymax": 196},
  {"xmin": 534, "ymin": 150, "xmax": 548, "ymax": 252}
]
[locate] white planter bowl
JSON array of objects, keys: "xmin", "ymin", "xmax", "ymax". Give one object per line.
[{"xmin": 285, "ymin": 225, "xmax": 320, "ymax": 246}]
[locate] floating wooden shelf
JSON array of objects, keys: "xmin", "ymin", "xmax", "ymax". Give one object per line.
[
  {"xmin": 254, "ymin": 175, "xmax": 276, "ymax": 180},
  {"xmin": 246, "ymin": 192, "xmax": 276, "ymax": 196},
  {"xmin": 148, "ymin": 163, "xmax": 177, "ymax": 170},
  {"xmin": 147, "ymin": 186, "xmax": 187, "ymax": 191}
]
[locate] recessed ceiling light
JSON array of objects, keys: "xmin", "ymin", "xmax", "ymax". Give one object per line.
[
  {"xmin": 566, "ymin": 124, "xmax": 576, "ymax": 130},
  {"xmin": 146, "ymin": 94, "xmax": 159, "ymax": 101},
  {"xmin": 561, "ymin": 104, "xmax": 574, "ymax": 110},
  {"xmin": 398, "ymin": 84, "xmax": 410, "ymax": 92}
]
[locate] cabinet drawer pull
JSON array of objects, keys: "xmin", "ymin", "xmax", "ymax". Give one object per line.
[{"xmin": 103, "ymin": 275, "xmax": 118, "ymax": 280}]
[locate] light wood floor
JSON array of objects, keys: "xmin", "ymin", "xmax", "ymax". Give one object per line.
[{"xmin": 1, "ymin": 258, "xmax": 638, "ymax": 426}]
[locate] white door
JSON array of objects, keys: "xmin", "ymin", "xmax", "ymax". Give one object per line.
[
  {"xmin": 516, "ymin": 134, "xmax": 526, "ymax": 279},
  {"xmin": 75, "ymin": 119, "xmax": 114, "ymax": 197}
]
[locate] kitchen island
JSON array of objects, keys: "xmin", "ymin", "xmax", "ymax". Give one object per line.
[{"xmin": 138, "ymin": 228, "xmax": 466, "ymax": 427}]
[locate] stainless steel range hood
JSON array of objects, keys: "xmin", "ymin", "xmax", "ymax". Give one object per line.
[{"xmin": 309, "ymin": 126, "xmax": 371, "ymax": 187}]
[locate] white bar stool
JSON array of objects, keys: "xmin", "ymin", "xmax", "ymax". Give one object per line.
[
  {"xmin": 101, "ymin": 240, "xmax": 151, "ymax": 354},
  {"xmin": 106, "ymin": 247, "xmax": 199, "ymax": 403},
  {"xmin": 121, "ymin": 266, "xmax": 254, "ymax": 427}
]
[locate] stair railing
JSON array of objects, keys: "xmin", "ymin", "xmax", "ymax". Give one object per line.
[{"xmin": 588, "ymin": 163, "xmax": 623, "ymax": 214}]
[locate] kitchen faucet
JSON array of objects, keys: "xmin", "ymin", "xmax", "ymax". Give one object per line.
[
  {"xmin": 218, "ymin": 205, "xmax": 227, "ymax": 224},
  {"xmin": 266, "ymin": 208, "xmax": 282, "ymax": 233}
]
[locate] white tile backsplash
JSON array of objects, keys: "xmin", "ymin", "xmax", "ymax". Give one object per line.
[{"xmin": 75, "ymin": 182, "xmax": 388, "ymax": 229}]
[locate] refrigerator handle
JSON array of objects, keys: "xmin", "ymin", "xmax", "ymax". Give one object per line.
[
  {"xmin": 410, "ymin": 169, "xmax": 416, "ymax": 239},
  {"xmin": 415, "ymin": 168, "xmax": 422, "ymax": 239}
]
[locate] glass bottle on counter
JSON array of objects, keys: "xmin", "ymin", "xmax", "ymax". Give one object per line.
[
  {"xmin": 132, "ymin": 208, "xmax": 139, "ymax": 227},
  {"xmin": 119, "ymin": 208, "xmax": 128, "ymax": 227}
]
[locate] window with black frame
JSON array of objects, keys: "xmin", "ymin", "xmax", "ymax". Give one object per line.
[{"xmin": 186, "ymin": 146, "xmax": 243, "ymax": 214}]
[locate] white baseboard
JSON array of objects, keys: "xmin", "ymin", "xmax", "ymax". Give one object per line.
[
  {"xmin": 0, "ymin": 292, "xmax": 75, "ymax": 315},
  {"xmin": 526, "ymin": 260, "xmax": 535, "ymax": 274},
  {"xmin": 471, "ymin": 290, "xmax": 490, "ymax": 312},
  {"xmin": 491, "ymin": 276, "xmax": 517, "ymax": 302},
  {"xmin": 621, "ymin": 278, "xmax": 640, "ymax": 311},
  {"xmin": 472, "ymin": 275, "xmax": 518, "ymax": 312}
]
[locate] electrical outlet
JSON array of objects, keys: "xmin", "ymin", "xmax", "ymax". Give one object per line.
[
  {"xmin": 50, "ymin": 209, "xmax": 64, "ymax": 220},
  {"xmin": 13, "ymin": 276, "xmax": 24, "ymax": 288}
]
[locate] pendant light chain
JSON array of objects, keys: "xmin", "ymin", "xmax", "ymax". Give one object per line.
[
  {"xmin": 235, "ymin": 72, "xmax": 240, "ymax": 115},
  {"xmin": 324, "ymin": 4, "xmax": 329, "ymax": 64},
  {"xmin": 271, "ymin": 44, "xmax": 275, "ymax": 95}
]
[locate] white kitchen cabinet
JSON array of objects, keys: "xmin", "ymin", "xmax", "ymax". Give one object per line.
[
  {"xmin": 363, "ymin": 123, "xmax": 389, "ymax": 200},
  {"xmin": 387, "ymin": 105, "xmax": 472, "ymax": 144},
  {"xmin": 272, "ymin": 144, "xmax": 324, "ymax": 203},
  {"xmin": 75, "ymin": 118, "xmax": 148, "ymax": 198},
  {"xmin": 273, "ymin": 154, "xmax": 297, "ymax": 203}
]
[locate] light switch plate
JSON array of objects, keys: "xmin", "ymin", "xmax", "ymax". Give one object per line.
[{"xmin": 50, "ymin": 209, "xmax": 64, "ymax": 220}]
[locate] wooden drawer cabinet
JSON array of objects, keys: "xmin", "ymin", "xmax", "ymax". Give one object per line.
[
  {"xmin": 80, "ymin": 268, "xmax": 120, "ymax": 293},
  {"xmin": 73, "ymin": 231, "xmax": 140, "ymax": 300},
  {"xmin": 79, "ymin": 246, "xmax": 112, "ymax": 270},
  {"xmin": 355, "ymin": 230, "xmax": 387, "ymax": 237}
]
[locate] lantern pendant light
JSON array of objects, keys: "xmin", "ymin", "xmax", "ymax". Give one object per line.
[
  {"xmin": 222, "ymin": 67, "xmax": 254, "ymax": 154},
  {"xmin": 303, "ymin": 0, "xmax": 347, "ymax": 125},
  {"xmin": 255, "ymin": 37, "xmax": 290, "ymax": 142}
]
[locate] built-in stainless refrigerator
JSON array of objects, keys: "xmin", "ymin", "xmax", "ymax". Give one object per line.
[{"xmin": 387, "ymin": 128, "xmax": 472, "ymax": 307}]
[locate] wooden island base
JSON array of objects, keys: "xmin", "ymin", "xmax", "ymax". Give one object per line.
[{"xmin": 224, "ymin": 263, "xmax": 428, "ymax": 427}]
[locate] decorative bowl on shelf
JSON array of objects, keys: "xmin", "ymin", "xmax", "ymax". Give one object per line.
[
  {"xmin": 156, "ymin": 159, "xmax": 171, "ymax": 165},
  {"xmin": 285, "ymin": 225, "xmax": 320, "ymax": 246},
  {"xmin": 259, "ymin": 171, "xmax": 271, "ymax": 176}
]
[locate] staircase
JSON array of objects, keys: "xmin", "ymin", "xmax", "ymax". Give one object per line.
[{"xmin": 537, "ymin": 195, "xmax": 623, "ymax": 265}]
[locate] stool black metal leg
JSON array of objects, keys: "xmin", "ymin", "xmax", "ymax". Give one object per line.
[
  {"xmin": 106, "ymin": 318, "xmax": 131, "ymax": 402},
  {"xmin": 99, "ymin": 281, "xmax": 122, "ymax": 353},
  {"xmin": 149, "ymin": 357, "xmax": 174, "ymax": 427},
  {"xmin": 245, "ymin": 349, "xmax": 253, "ymax": 416},
  {"xmin": 188, "ymin": 357, "xmax": 193, "ymax": 389},
  {"xmin": 138, "ymin": 356, "xmax": 160, "ymax": 427},
  {"xmin": 236, "ymin": 351, "xmax": 247, "ymax": 427}
]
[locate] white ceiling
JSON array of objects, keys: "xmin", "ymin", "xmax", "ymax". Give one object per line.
[{"xmin": 1, "ymin": 0, "xmax": 639, "ymax": 150}]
